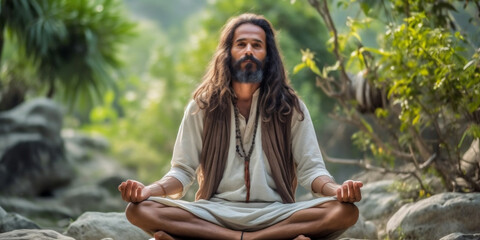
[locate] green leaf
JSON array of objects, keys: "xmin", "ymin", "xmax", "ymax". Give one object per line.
[
  {"xmin": 361, "ymin": 118, "xmax": 373, "ymax": 133},
  {"xmin": 308, "ymin": 60, "xmax": 321, "ymax": 76},
  {"xmin": 293, "ymin": 62, "xmax": 306, "ymax": 74},
  {"xmin": 351, "ymin": 31, "xmax": 362, "ymax": 41},
  {"xmin": 360, "ymin": 3, "xmax": 370, "ymax": 15},
  {"xmin": 463, "ymin": 60, "xmax": 475, "ymax": 70}
]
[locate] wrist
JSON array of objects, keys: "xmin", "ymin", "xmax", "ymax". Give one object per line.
[
  {"xmin": 320, "ymin": 181, "xmax": 336, "ymax": 195},
  {"xmin": 146, "ymin": 183, "xmax": 167, "ymax": 197}
]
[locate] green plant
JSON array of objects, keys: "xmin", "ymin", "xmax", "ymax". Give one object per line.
[
  {"xmin": 0, "ymin": 0, "xmax": 134, "ymax": 110},
  {"xmin": 296, "ymin": 0, "xmax": 480, "ymax": 192}
]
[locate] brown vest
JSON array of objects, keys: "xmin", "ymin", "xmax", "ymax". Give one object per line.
[{"xmin": 195, "ymin": 100, "xmax": 296, "ymax": 203}]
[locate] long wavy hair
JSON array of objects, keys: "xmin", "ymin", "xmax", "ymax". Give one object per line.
[{"xmin": 193, "ymin": 13, "xmax": 304, "ymax": 122}]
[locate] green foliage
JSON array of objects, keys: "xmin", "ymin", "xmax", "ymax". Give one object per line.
[
  {"xmin": 301, "ymin": 0, "xmax": 480, "ymax": 191},
  {"xmin": 80, "ymin": 16, "xmax": 195, "ymax": 183},
  {"xmin": 0, "ymin": 0, "xmax": 135, "ymax": 110}
]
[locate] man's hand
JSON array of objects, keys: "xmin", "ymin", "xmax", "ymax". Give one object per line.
[
  {"xmin": 336, "ymin": 180, "xmax": 363, "ymax": 203},
  {"xmin": 118, "ymin": 179, "xmax": 151, "ymax": 203}
]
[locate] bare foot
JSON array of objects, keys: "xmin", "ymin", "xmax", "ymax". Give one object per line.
[
  {"xmin": 293, "ymin": 235, "xmax": 311, "ymax": 240},
  {"xmin": 154, "ymin": 231, "xmax": 176, "ymax": 240}
]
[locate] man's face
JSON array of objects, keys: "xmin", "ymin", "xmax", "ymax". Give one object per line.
[{"xmin": 230, "ymin": 23, "xmax": 267, "ymax": 83}]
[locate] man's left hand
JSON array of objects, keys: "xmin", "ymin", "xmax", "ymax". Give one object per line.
[{"xmin": 336, "ymin": 180, "xmax": 363, "ymax": 203}]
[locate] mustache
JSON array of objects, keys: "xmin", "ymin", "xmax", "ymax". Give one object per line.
[{"xmin": 233, "ymin": 55, "xmax": 263, "ymax": 69}]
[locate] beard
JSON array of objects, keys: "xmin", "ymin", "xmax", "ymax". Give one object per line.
[{"xmin": 232, "ymin": 55, "xmax": 264, "ymax": 83}]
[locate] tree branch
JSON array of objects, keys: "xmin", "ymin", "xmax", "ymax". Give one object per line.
[{"xmin": 308, "ymin": 0, "xmax": 351, "ymax": 98}]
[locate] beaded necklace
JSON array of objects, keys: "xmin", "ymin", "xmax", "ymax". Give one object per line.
[{"xmin": 233, "ymin": 99, "xmax": 260, "ymax": 203}]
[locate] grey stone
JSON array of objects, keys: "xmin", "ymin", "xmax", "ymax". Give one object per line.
[
  {"xmin": 0, "ymin": 212, "xmax": 40, "ymax": 233},
  {"xmin": 62, "ymin": 129, "xmax": 109, "ymax": 153},
  {"xmin": 0, "ymin": 98, "xmax": 73, "ymax": 196},
  {"xmin": 387, "ymin": 192, "xmax": 480, "ymax": 240},
  {"xmin": 356, "ymin": 180, "xmax": 402, "ymax": 220},
  {"xmin": 339, "ymin": 215, "xmax": 377, "ymax": 239},
  {"xmin": 0, "ymin": 229, "xmax": 75, "ymax": 240},
  {"xmin": 64, "ymin": 212, "xmax": 151, "ymax": 240},
  {"xmin": 0, "ymin": 206, "xmax": 6, "ymax": 217},
  {"xmin": 0, "ymin": 196, "xmax": 74, "ymax": 220},
  {"xmin": 440, "ymin": 232, "xmax": 480, "ymax": 240},
  {"xmin": 60, "ymin": 186, "xmax": 126, "ymax": 215}
]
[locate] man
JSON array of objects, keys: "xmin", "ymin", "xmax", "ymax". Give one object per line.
[{"xmin": 119, "ymin": 13, "xmax": 363, "ymax": 240}]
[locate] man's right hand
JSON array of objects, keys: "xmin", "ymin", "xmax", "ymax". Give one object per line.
[{"xmin": 118, "ymin": 179, "xmax": 151, "ymax": 203}]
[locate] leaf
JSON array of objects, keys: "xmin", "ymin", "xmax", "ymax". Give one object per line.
[
  {"xmin": 351, "ymin": 31, "xmax": 362, "ymax": 41},
  {"xmin": 360, "ymin": 3, "xmax": 370, "ymax": 15},
  {"xmin": 361, "ymin": 118, "xmax": 373, "ymax": 133},
  {"xmin": 308, "ymin": 60, "xmax": 321, "ymax": 76},
  {"xmin": 324, "ymin": 61, "xmax": 340, "ymax": 73},
  {"xmin": 361, "ymin": 47, "xmax": 391, "ymax": 56},
  {"xmin": 293, "ymin": 62, "xmax": 306, "ymax": 74},
  {"xmin": 463, "ymin": 60, "xmax": 475, "ymax": 70}
]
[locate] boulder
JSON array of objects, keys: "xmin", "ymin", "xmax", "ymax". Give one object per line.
[
  {"xmin": 61, "ymin": 129, "xmax": 133, "ymax": 188},
  {"xmin": 439, "ymin": 232, "xmax": 480, "ymax": 240},
  {"xmin": 356, "ymin": 180, "xmax": 402, "ymax": 220},
  {"xmin": 64, "ymin": 212, "xmax": 151, "ymax": 240},
  {"xmin": 339, "ymin": 215, "xmax": 377, "ymax": 239},
  {"xmin": 0, "ymin": 196, "xmax": 73, "ymax": 220},
  {"xmin": 387, "ymin": 192, "xmax": 480, "ymax": 240},
  {"xmin": 60, "ymin": 185, "xmax": 126, "ymax": 215},
  {"xmin": 0, "ymin": 98, "xmax": 73, "ymax": 196},
  {"xmin": 0, "ymin": 229, "xmax": 74, "ymax": 240},
  {"xmin": 0, "ymin": 212, "xmax": 40, "ymax": 233},
  {"xmin": 0, "ymin": 207, "xmax": 6, "ymax": 217}
]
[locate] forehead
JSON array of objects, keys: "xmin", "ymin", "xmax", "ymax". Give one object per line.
[{"xmin": 232, "ymin": 23, "xmax": 266, "ymax": 42}]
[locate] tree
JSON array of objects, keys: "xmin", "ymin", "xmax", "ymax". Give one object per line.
[
  {"xmin": 296, "ymin": 0, "xmax": 480, "ymax": 192},
  {"xmin": 0, "ymin": 0, "xmax": 134, "ymax": 111}
]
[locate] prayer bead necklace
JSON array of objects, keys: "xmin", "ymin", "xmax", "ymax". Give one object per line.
[{"xmin": 233, "ymin": 99, "xmax": 259, "ymax": 203}]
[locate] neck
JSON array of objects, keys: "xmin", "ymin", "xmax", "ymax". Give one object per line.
[
  {"xmin": 232, "ymin": 81, "xmax": 260, "ymax": 102},
  {"xmin": 232, "ymin": 81, "xmax": 260, "ymax": 120}
]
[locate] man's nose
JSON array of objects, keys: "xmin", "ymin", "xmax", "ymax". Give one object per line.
[{"xmin": 245, "ymin": 44, "xmax": 253, "ymax": 55}]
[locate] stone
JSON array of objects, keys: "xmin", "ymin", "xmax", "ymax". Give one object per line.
[
  {"xmin": 0, "ymin": 196, "xmax": 73, "ymax": 220},
  {"xmin": 0, "ymin": 229, "xmax": 74, "ymax": 240},
  {"xmin": 439, "ymin": 232, "xmax": 480, "ymax": 240},
  {"xmin": 339, "ymin": 215, "xmax": 377, "ymax": 239},
  {"xmin": 0, "ymin": 212, "xmax": 40, "ymax": 233},
  {"xmin": 0, "ymin": 206, "xmax": 6, "ymax": 217},
  {"xmin": 64, "ymin": 212, "xmax": 151, "ymax": 240},
  {"xmin": 387, "ymin": 192, "xmax": 480, "ymax": 240},
  {"xmin": 60, "ymin": 186, "xmax": 126, "ymax": 216},
  {"xmin": 355, "ymin": 180, "xmax": 402, "ymax": 220},
  {"xmin": 0, "ymin": 98, "xmax": 73, "ymax": 197}
]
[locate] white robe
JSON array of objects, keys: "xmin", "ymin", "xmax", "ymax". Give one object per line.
[{"xmin": 149, "ymin": 90, "xmax": 336, "ymax": 231}]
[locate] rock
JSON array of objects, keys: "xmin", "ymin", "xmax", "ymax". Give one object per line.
[
  {"xmin": 0, "ymin": 98, "xmax": 73, "ymax": 197},
  {"xmin": 339, "ymin": 215, "xmax": 377, "ymax": 239},
  {"xmin": 0, "ymin": 196, "xmax": 73, "ymax": 220},
  {"xmin": 64, "ymin": 212, "xmax": 151, "ymax": 240},
  {"xmin": 0, "ymin": 212, "xmax": 40, "ymax": 233},
  {"xmin": 60, "ymin": 186, "xmax": 126, "ymax": 215},
  {"xmin": 62, "ymin": 129, "xmax": 109, "ymax": 153},
  {"xmin": 0, "ymin": 207, "xmax": 6, "ymax": 217},
  {"xmin": 439, "ymin": 232, "xmax": 480, "ymax": 240},
  {"xmin": 62, "ymin": 129, "xmax": 133, "ymax": 188},
  {"xmin": 387, "ymin": 192, "xmax": 480, "ymax": 240},
  {"xmin": 356, "ymin": 180, "xmax": 402, "ymax": 220},
  {"xmin": 0, "ymin": 229, "xmax": 74, "ymax": 240}
]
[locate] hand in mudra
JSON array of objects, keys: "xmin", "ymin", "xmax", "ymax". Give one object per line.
[
  {"xmin": 118, "ymin": 179, "xmax": 151, "ymax": 203},
  {"xmin": 336, "ymin": 180, "xmax": 363, "ymax": 203}
]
